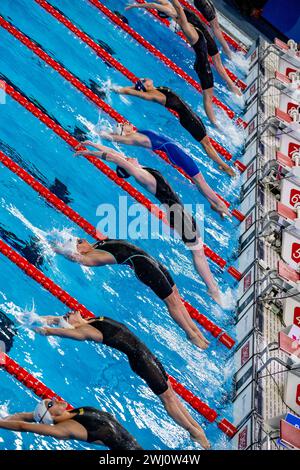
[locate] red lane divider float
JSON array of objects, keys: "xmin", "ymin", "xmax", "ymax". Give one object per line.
[
  {"xmin": 87, "ymin": 0, "xmax": 247, "ymax": 128},
  {"xmin": 133, "ymin": 0, "xmax": 246, "ymax": 91},
  {"xmin": 0, "ymin": 16, "xmax": 244, "ymax": 223},
  {"xmin": 0, "ymin": 149, "xmax": 234, "ymax": 346},
  {"xmin": 178, "ymin": 0, "xmax": 248, "ymax": 54},
  {"xmin": 34, "ymin": 0, "xmax": 238, "ymax": 167},
  {"xmin": 0, "ymin": 239, "xmax": 237, "ymax": 435},
  {"xmin": 1, "ymin": 78, "xmax": 243, "ymax": 281}
]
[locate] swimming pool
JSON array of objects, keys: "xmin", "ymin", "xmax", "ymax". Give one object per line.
[{"xmin": 0, "ymin": 0, "xmax": 247, "ymax": 450}]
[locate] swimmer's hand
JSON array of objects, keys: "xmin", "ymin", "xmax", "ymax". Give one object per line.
[
  {"xmin": 219, "ymin": 164, "xmax": 236, "ymax": 178},
  {"xmin": 98, "ymin": 131, "xmax": 112, "ymax": 140}
]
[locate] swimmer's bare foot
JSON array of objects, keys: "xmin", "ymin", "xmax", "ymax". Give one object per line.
[
  {"xmin": 190, "ymin": 429, "xmax": 211, "ymax": 449},
  {"xmin": 207, "ymin": 288, "xmax": 222, "ymax": 306},
  {"xmin": 188, "ymin": 333, "xmax": 209, "ymax": 350}
]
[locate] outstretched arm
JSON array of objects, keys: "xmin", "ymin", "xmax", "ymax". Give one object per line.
[{"xmin": 170, "ymin": 0, "xmax": 198, "ymax": 43}]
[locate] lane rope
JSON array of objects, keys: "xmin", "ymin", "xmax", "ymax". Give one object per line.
[
  {"xmin": 0, "ymin": 148, "xmax": 234, "ymax": 343},
  {"xmin": 0, "ymin": 238, "xmax": 237, "ymax": 435},
  {"xmin": 87, "ymin": 0, "xmax": 246, "ymax": 127},
  {"xmin": 133, "ymin": 0, "xmax": 247, "ymax": 90},
  {"xmin": 0, "ymin": 15, "xmax": 245, "ymax": 222}
]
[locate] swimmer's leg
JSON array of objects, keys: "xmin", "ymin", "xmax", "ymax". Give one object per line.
[
  {"xmin": 159, "ymin": 382, "xmax": 210, "ymax": 449},
  {"xmin": 192, "ymin": 172, "xmax": 229, "ymax": 217},
  {"xmin": 210, "ymin": 17, "xmax": 232, "ymax": 59},
  {"xmin": 203, "ymin": 87, "xmax": 218, "ymax": 126},
  {"xmin": 189, "ymin": 242, "xmax": 221, "ymax": 306},
  {"xmin": 200, "ymin": 135, "xmax": 235, "ymax": 177},
  {"xmin": 211, "ymin": 54, "xmax": 241, "ymax": 95},
  {"xmin": 163, "ymin": 287, "xmax": 209, "ymax": 349}
]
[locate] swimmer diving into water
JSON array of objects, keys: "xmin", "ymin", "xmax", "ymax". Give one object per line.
[
  {"xmin": 54, "ymin": 237, "xmax": 210, "ymax": 349},
  {"xmin": 193, "ymin": 0, "xmax": 233, "ymax": 59},
  {"xmin": 92, "ymin": 123, "xmax": 230, "ymax": 213},
  {"xmin": 125, "ymin": 1, "xmax": 240, "ymax": 95},
  {"xmin": 75, "ymin": 140, "xmax": 223, "ymax": 304},
  {"xmin": 35, "ymin": 311, "xmax": 210, "ymax": 448},
  {"xmin": 114, "ymin": 80, "xmax": 235, "ymax": 176},
  {"xmin": 0, "ymin": 399, "xmax": 142, "ymax": 450}
]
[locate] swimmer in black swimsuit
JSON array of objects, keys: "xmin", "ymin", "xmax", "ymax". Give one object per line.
[
  {"xmin": 75, "ymin": 141, "xmax": 223, "ymax": 305},
  {"xmin": 35, "ymin": 311, "xmax": 210, "ymax": 448},
  {"xmin": 54, "ymin": 237, "xmax": 209, "ymax": 349},
  {"xmin": 194, "ymin": 0, "xmax": 232, "ymax": 58},
  {"xmin": 0, "ymin": 398, "xmax": 141, "ymax": 450},
  {"xmin": 115, "ymin": 81, "xmax": 235, "ymax": 176},
  {"xmin": 125, "ymin": 1, "xmax": 240, "ymax": 94}
]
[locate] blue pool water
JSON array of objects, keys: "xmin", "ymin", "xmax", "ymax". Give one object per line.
[{"xmin": 0, "ymin": 0, "xmax": 247, "ymax": 450}]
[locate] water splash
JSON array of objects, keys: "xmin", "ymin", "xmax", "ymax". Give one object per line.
[
  {"xmin": 212, "ymin": 110, "xmax": 246, "ymax": 152},
  {"xmin": 229, "ymin": 51, "xmax": 250, "ymax": 76}
]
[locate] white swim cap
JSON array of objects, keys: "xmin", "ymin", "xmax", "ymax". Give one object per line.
[{"xmin": 33, "ymin": 400, "xmax": 54, "ymax": 424}]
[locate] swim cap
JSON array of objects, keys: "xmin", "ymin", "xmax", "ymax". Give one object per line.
[
  {"xmin": 33, "ymin": 400, "xmax": 54, "ymax": 425},
  {"xmin": 116, "ymin": 166, "xmax": 130, "ymax": 179},
  {"xmin": 134, "ymin": 79, "xmax": 146, "ymax": 92}
]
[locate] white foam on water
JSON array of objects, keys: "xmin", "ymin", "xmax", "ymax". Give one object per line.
[{"xmin": 5, "ymin": 205, "xmax": 57, "ymax": 264}]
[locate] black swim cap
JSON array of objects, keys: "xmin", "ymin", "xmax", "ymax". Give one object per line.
[
  {"xmin": 116, "ymin": 166, "xmax": 130, "ymax": 179},
  {"xmin": 134, "ymin": 79, "xmax": 146, "ymax": 92},
  {"xmin": 0, "ymin": 310, "xmax": 16, "ymax": 354}
]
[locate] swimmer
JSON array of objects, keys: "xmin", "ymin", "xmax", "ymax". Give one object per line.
[
  {"xmin": 91, "ymin": 124, "xmax": 232, "ymax": 207},
  {"xmin": 53, "ymin": 237, "xmax": 209, "ymax": 349},
  {"xmin": 75, "ymin": 141, "xmax": 223, "ymax": 304},
  {"xmin": 125, "ymin": 1, "xmax": 240, "ymax": 95},
  {"xmin": 114, "ymin": 80, "xmax": 235, "ymax": 176},
  {"xmin": 193, "ymin": 0, "xmax": 232, "ymax": 59},
  {"xmin": 0, "ymin": 399, "xmax": 142, "ymax": 450},
  {"xmin": 35, "ymin": 311, "xmax": 211, "ymax": 448}
]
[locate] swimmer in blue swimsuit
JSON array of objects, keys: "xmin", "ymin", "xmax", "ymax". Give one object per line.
[
  {"xmin": 75, "ymin": 141, "xmax": 223, "ymax": 306},
  {"xmin": 95, "ymin": 123, "xmax": 229, "ymax": 217}
]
